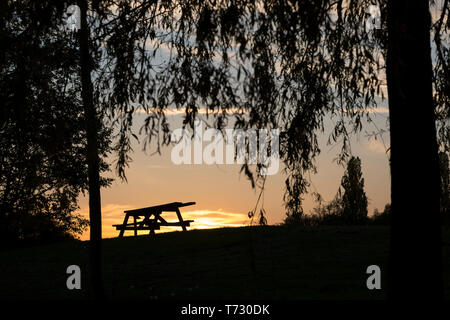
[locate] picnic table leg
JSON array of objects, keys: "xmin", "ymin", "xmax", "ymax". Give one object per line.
[
  {"xmin": 175, "ymin": 208, "xmax": 187, "ymax": 232},
  {"xmin": 119, "ymin": 213, "xmax": 130, "ymax": 238},
  {"xmin": 146, "ymin": 213, "xmax": 156, "ymax": 236},
  {"xmin": 133, "ymin": 215, "xmax": 138, "ymax": 236}
]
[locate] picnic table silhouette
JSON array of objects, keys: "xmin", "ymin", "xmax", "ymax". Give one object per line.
[{"xmin": 113, "ymin": 202, "xmax": 195, "ymax": 237}]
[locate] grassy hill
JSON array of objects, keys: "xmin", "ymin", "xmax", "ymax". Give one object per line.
[{"xmin": 0, "ymin": 225, "xmax": 449, "ymax": 300}]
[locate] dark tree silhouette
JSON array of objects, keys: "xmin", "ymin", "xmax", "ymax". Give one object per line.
[
  {"xmin": 78, "ymin": 0, "xmax": 105, "ymax": 299},
  {"xmin": 386, "ymin": 0, "xmax": 443, "ymax": 299},
  {"xmin": 439, "ymin": 151, "xmax": 450, "ymax": 221},
  {"xmin": 0, "ymin": 1, "xmax": 111, "ymax": 245},
  {"xmin": 340, "ymin": 156, "xmax": 368, "ymax": 224}
]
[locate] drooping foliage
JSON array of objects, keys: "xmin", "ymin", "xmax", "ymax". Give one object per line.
[
  {"xmin": 89, "ymin": 0, "xmax": 389, "ymax": 218},
  {"xmin": 26, "ymin": 0, "xmax": 446, "ymax": 224},
  {"xmin": 3, "ymin": 0, "xmax": 445, "ymax": 234}
]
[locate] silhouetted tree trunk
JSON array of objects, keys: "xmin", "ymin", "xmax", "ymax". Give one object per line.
[
  {"xmin": 386, "ymin": 0, "xmax": 443, "ymax": 299},
  {"xmin": 79, "ymin": 0, "xmax": 104, "ymax": 299}
]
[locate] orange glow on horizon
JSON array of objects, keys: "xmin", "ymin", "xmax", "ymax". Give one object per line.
[{"xmin": 77, "ymin": 206, "xmax": 249, "ymax": 240}]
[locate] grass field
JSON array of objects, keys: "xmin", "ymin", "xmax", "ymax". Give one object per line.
[{"xmin": 0, "ymin": 225, "xmax": 449, "ymax": 300}]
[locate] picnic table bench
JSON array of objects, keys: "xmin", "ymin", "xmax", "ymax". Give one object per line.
[{"xmin": 113, "ymin": 202, "xmax": 195, "ymax": 237}]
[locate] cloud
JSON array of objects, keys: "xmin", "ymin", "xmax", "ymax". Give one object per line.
[
  {"xmin": 368, "ymin": 107, "xmax": 389, "ymax": 114},
  {"xmin": 342, "ymin": 106, "xmax": 389, "ymax": 114},
  {"xmin": 131, "ymin": 107, "xmax": 248, "ymax": 116},
  {"xmin": 365, "ymin": 138, "xmax": 388, "ymax": 154}
]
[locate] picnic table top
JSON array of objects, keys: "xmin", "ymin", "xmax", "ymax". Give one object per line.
[{"xmin": 123, "ymin": 201, "xmax": 196, "ymax": 215}]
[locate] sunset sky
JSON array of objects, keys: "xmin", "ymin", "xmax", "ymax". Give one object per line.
[
  {"xmin": 72, "ymin": 0, "xmax": 435, "ymax": 241},
  {"xmin": 73, "ymin": 1, "xmax": 450, "ymax": 241},
  {"xmin": 77, "ymin": 100, "xmax": 391, "ymax": 240}
]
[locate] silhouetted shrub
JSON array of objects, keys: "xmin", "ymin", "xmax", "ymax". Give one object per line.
[
  {"xmin": 283, "ymin": 212, "xmax": 304, "ymax": 225},
  {"xmin": 370, "ymin": 204, "xmax": 391, "ymax": 225},
  {"xmin": 0, "ymin": 192, "xmax": 89, "ymax": 248},
  {"xmin": 286, "ymin": 194, "xmax": 363, "ymax": 226}
]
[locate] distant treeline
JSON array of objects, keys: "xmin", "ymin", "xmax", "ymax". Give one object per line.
[{"xmin": 285, "ymin": 153, "xmax": 450, "ymax": 227}]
